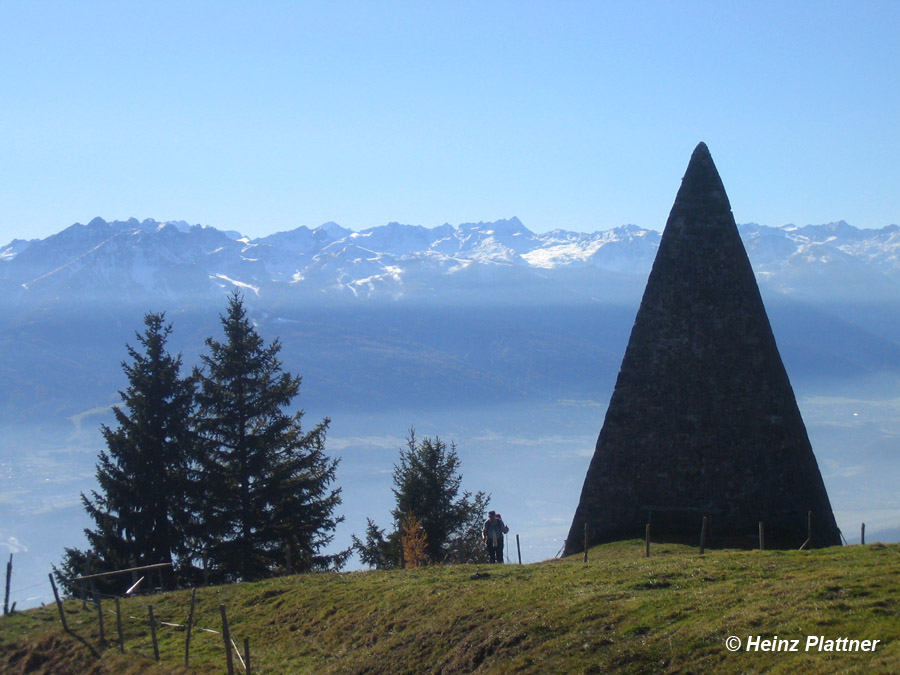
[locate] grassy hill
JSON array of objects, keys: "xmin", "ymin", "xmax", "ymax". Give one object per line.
[{"xmin": 2, "ymin": 541, "xmax": 899, "ymax": 674}]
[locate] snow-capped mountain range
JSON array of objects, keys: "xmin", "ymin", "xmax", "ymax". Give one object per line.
[{"xmin": 2, "ymin": 215, "xmax": 900, "ymax": 308}]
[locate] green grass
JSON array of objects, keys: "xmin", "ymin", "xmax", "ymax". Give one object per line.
[{"xmin": 3, "ymin": 541, "xmax": 900, "ymax": 673}]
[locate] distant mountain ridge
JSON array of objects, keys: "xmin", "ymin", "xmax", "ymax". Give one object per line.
[{"xmin": 2, "ymin": 216, "xmax": 900, "ymax": 308}]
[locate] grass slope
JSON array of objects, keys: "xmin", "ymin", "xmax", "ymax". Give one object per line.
[{"xmin": 2, "ymin": 541, "xmax": 900, "ymax": 674}]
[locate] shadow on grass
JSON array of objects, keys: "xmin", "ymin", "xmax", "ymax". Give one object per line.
[{"xmin": 63, "ymin": 626, "xmax": 102, "ymax": 660}]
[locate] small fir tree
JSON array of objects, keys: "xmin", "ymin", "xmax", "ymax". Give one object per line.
[
  {"xmin": 354, "ymin": 430, "xmax": 490, "ymax": 569},
  {"xmin": 192, "ymin": 291, "xmax": 344, "ymax": 581},
  {"xmin": 390, "ymin": 429, "xmax": 489, "ymax": 564},
  {"xmin": 351, "ymin": 518, "xmax": 399, "ymax": 570}
]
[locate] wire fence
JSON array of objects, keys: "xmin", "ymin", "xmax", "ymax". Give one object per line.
[{"xmin": 41, "ymin": 573, "xmax": 252, "ymax": 674}]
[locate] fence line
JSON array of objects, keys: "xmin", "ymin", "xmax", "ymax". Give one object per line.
[{"xmin": 43, "ymin": 584, "xmax": 250, "ymax": 673}]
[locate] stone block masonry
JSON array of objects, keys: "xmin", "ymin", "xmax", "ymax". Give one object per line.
[{"xmin": 565, "ymin": 143, "xmax": 841, "ymax": 553}]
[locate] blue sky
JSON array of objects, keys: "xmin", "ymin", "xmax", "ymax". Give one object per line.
[{"xmin": 2, "ymin": 1, "xmax": 898, "ymax": 242}]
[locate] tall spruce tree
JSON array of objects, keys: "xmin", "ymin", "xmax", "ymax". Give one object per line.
[
  {"xmin": 192, "ymin": 291, "xmax": 343, "ymax": 581},
  {"xmin": 62, "ymin": 313, "xmax": 195, "ymax": 591}
]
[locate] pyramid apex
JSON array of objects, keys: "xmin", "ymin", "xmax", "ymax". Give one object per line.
[
  {"xmin": 667, "ymin": 142, "xmax": 731, "ymax": 230},
  {"xmin": 683, "ymin": 141, "xmax": 718, "ymax": 180}
]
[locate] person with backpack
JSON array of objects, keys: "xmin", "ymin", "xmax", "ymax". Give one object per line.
[{"xmin": 482, "ymin": 511, "xmax": 509, "ymax": 563}]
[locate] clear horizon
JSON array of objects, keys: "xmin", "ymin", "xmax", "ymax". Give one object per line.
[{"xmin": 2, "ymin": 2, "xmax": 899, "ymax": 243}]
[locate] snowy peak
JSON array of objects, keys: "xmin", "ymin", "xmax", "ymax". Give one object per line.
[
  {"xmin": 522, "ymin": 225, "xmax": 661, "ymax": 270},
  {"xmin": 0, "ymin": 238, "xmax": 36, "ymax": 261},
  {"xmin": 347, "ymin": 222, "xmax": 455, "ymax": 256},
  {"xmin": 428, "ymin": 217, "xmax": 538, "ymax": 262}
]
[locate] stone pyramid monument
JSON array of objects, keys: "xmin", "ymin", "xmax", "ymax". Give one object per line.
[{"xmin": 564, "ymin": 142, "xmax": 841, "ymax": 553}]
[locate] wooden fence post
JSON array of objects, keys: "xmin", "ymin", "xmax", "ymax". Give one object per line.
[
  {"xmin": 80, "ymin": 553, "xmax": 92, "ymax": 609},
  {"xmin": 148, "ymin": 604, "xmax": 160, "ymax": 662},
  {"xmin": 758, "ymin": 522, "xmax": 765, "ymax": 551},
  {"xmin": 115, "ymin": 597, "xmax": 124, "ymax": 653},
  {"xmin": 699, "ymin": 516, "xmax": 708, "ymax": 555},
  {"xmin": 799, "ymin": 511, "xmax": 813, "ymax": 550},
  {"xmin": 645, "ymin": 524, "xmax": 651, "ymax": 558},
  {"xmin": 244, "ymin": 637, "xmax": 252, "ymax": 675},
  {"xmin": 48, "ymin": 573, "xmax": 68, "ymax": 632},
  {"xmin": 221, "ymin": 604, "xmax": 235, "ymax": 675},
  {"xmin": 185, "ymin": 587, "xmax": 197, "ymax": 668},
  {"xmin": 583, "ymin": 522, "xmax": 590, "ymax": 563},
  {"xmin": 96, "ymin": 596, "xmax": 106, "ymax": 645},
  {"xmin": 516, "ymin": 534, "xmax": 522, "ymax": 565},
  {"xmin": 3, "ymin": 553, "xmax": 11, "ymax": 616},
  {"xmin": 861, "ymin": 522, "xmax": 865, "ymax": 546}
]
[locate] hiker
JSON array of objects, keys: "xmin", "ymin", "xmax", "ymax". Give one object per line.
[{"xmin": 482, "ymin": 510, "xmax": 509, "ymax": 563}]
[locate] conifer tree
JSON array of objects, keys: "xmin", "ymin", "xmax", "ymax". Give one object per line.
[
  {"xmin": 399, "ymin": 513, "xmax": 428, "ymax": 568},
  {"xmin": 390, "ymin": 430, "xmax": 488, "ymax": 564},
  {"xmin": 192, "ymin": 291, "xmax": 343, "ymax": 581},
  {"xmin": 351, "ymin": 519, "xmax": 398, "ymax": 570},
  {"xmin": 64, "ymin": 313, "xmax": 195, "ymax": 589}
]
